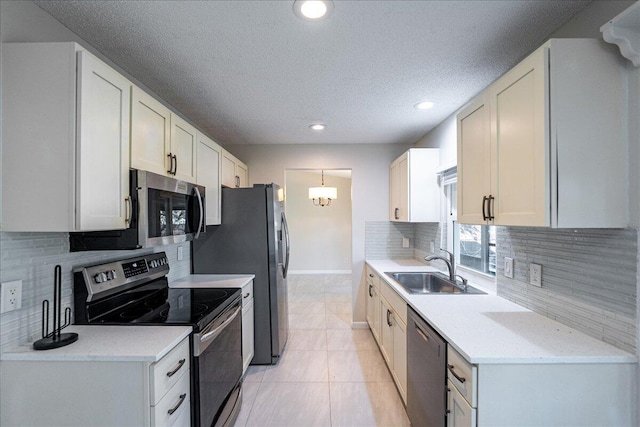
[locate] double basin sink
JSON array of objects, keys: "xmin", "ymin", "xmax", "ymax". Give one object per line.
[{"xmin": 385, "ymin": 271, "xmax": 486, "ymax": 295}]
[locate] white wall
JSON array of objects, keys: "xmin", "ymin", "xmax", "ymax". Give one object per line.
[
  {"xmin": 285, "ymin": 170, "xmax": 352, "ymax": 273},
  {"xmin": 228, "ymin": 143, "xmax": 410, "ymax": 323}
]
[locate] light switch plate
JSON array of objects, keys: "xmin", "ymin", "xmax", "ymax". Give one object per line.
[
  {"xmin": 504, "ymin": 257, "xmax": 514, "ymax": 278},
  {"xmin": 429, "ymin": 241, "xmax": 435, "ymax": 253},
  {"xmin": 530, "ymin": 263, "xmax": 542, "ymax": 287},
  {"xmin": 402, "ymin": 237, "xmax": 410, "ymax": 248},
  {"xmin": 177, "ymin": 246, "xmax": 184, "ymax": 261}
]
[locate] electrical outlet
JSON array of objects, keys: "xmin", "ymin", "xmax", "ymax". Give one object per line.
[
  {"xmin": 177, "ymin": 246, "xmax": 184, "ymax": 261},
  {"xmin": 402, "ymin": 237, "xmax": 410, "ymax": 248},
  {"xmin": 530, "ymin": 263, "xmax": 542, "ymax": 287},
  {"xmin": 1, "ymin": 280, "xmax": 23, "ymax": 314},
  {"xmin": 429, "ymin": 241, "xmax": 435, "ymax": 253},
  {"xmin": 504, "ymin": 257, "xmax": 514, "ymax": 278}
]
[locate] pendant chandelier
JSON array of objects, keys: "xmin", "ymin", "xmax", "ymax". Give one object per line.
[{"xmin": 309, "ymin": 170, "xmax": 337, "ymax": 207}]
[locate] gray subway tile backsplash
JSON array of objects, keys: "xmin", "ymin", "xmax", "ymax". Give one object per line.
[
  {"xmin": 0, "ymin": 231, "xmax": 191, "ymax": 353},
  {"xmin": 366, "ymin": 221, "xmax": 637, "ymax": 353},
  {"xmin": 496, "ymin": 226, "xmax": 637, "ymax": 354}
]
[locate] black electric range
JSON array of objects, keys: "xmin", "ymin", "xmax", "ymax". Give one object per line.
[{"xmin": 73, "ymin": 252, "xmax": 243, "ymax": 427}]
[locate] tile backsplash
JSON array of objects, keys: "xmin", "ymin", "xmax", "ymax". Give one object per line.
[
  {"xmin": 0, "ymin": 232, "xmax": 191, "ymax": 353},
  {"xmin": 365, "ymin": 221, "xmax": 440, "ymax": 260},
  {"xmin": 496, "ymin": 227, "xmax": 637, "ymax": 353}
]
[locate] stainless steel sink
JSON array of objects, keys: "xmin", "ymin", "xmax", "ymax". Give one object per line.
[{"xmin": 385, "ymin": 272, "xmax": 486, "ymax": 295}]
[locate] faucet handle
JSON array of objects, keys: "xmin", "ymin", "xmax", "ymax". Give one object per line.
[
  {"xmin": 454, "ymin": 274, "xmax": 468, "ymax": 290},
  {"xmin": 439, "ymin": 248, "xmax": 454, "ymax": 263}
]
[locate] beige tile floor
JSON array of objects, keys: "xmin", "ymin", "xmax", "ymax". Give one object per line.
[{"xmin": 233, "ymin": 274, "xmax": 410, "ymax": 427}]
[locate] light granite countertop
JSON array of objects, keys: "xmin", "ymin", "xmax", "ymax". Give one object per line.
[
  {"xmin": 1, "ymin": 325, "xmax": 191, "ymax": 362},
  {"xmin": 366, "ymin": 259, "xmax": 636, "ymax": 365},
  {"xmin": 169, "ymin": 274, "xmax": 254, "ymax": 289}
]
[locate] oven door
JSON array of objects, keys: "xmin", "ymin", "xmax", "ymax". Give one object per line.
[{"xmin": 192, "ymin": 298, "xmax": 243, "ymax": 427}]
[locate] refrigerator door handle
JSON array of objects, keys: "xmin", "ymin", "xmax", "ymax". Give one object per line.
[{"xmin": 281, "ymin": 212, "xmax": 291, "ymax": 279}]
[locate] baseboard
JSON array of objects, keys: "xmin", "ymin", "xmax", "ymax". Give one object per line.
[
  {"xmin": 288, "ymin": 270, "xmax": 352, "ymax": 275},
  {"xmin": 351, "ymin": 321, "xmax": 369, "ymax": 329}
]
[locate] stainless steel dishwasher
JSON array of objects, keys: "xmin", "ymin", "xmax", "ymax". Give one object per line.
[{"xmin": 407, "ymin": 306, "xmax": 447, "ymax": 427}]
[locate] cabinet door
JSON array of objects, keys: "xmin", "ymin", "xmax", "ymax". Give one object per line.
[
  {"xmin": 393, "ymin": 318, "xmax": 407, "ymax": 403},
  {"xmin": 380, "ymin": 299, "xmax": 394, "ymax": 365},
  {"xmin": 76, "ymin": 50, "xmax": 131, "ymax": 231},
  {"xmin": 447, "ymin": 380, "xmax": 476, "ymax": 427},
  {"xmin": 131, "ymin": 86, "xmax": 171, "ymax": 176},
  {"xmin": 242, "ymin": 297, "xmax": 255, "ymax": 374},
  {"xmin": 397, "ymin": 154, "xmax": 409, "ymax": 221},
  {"xmin": 489, "ymin": 47, "xmax": 548, "ymax": 226},
  {"xmin": 221, "ymin": 151, "xmax": 238, "ymax": 188},
  {"xmin": 389, "ymin": 160, "xmax": 400, "ymax": 220},
  {"xmin": 366, "ymin": 282, "xmax": 380, "ymax": 343},
  {"xmin": 170, "ymin": 114, "xmax": 198, "ymax": 183},
  {"xmin": 196, "ymin": 133, "xmax": 222, "ymax": 225},
  {"xmin": 457, "ymin": 95, "xmax": 491, "ymax": 225},
  {"xmin": 236, "ymin": 161, "xmax": 249, "ymax": 188}
]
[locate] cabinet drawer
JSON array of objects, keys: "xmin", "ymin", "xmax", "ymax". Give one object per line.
[
  {"xmin": 447, "ymin": 346, "xmax": 477, "ymax": 407},
  {"xmin": 380, "ymin": 280, "xmax": 407, "ymax": 324},
  {"xmin": 151, "ymin": 369, "xmax": 190, "ymax": 427},
  {"xmin": 365, "ymin": 265, "xmax": 379, "ymax": 287},
  {"xmin": 150, "ymin": 338, "xmax": 190, "ymax": 404},
  {"xmin": 241, "ymin": 281, "xmax": 254, "ymax": 308}
]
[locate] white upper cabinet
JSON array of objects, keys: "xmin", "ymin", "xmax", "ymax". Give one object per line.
[
  {"xmin": 2, "ymin": 43, "xmax": 131, "ymax": 232},
  {"xmin": 170, "ymin": 114, "xmax": 198, "ymax": 182},
  {"xmin": 389, "ymin": 148, "xmax": 440, "ymax": 222},
  {"xmin": 457, "ymin": 39, "xmax": 629, "ymax": 228},
  {"xmin": 196, "ymin": 133, "xmax": 222, "ymax": 225},
  {"xmin": 222, "ymin": 150, "xmax": 249, "ymax": 188},
  {"xmin": 131, "ymin": 87, "xmax": 171, "ymax": 177},
  {"xmin": 131, "ymin": 87, "xmax": 197, "ymax": 183}
]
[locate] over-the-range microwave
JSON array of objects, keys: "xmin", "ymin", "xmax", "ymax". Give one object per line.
[{"xmin": 70, "ymin": 170, "xmax": 205, "ymax": 251}]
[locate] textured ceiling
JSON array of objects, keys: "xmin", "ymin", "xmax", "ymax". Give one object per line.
[{"xmin": 35, "ymin": 0, "xmax": 591, "ymax": 145}]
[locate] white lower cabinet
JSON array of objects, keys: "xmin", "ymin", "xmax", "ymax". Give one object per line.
[
  {"xmin": 365, "ymin": 265, "xmax": 407, "ymax": 404},
  {"xmin": 241, "ymin": 280, "xmax": 255, "ymax": 374},
  {"xmin": 0, "ymin": 337, "xmax": 191, "ymax": 427}
]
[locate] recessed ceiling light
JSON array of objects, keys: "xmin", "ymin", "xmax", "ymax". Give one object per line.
[
  {"xmin": 293, "ymin": 0, "xmax": 334, "ymax": 21},
  {"xmin": 309, "ymin": 123, "xmax": 327, "ymax": 131},
  {"xmin": 414, "ymin": 101, "xmax": 435, "ymax": 110}
]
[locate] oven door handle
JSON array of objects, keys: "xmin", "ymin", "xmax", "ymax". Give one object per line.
[{"xmin": 196, "ymin": 303, "xmax": 241, "ymax": 355}]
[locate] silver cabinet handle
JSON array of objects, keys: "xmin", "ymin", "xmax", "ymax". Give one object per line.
[
  {"xmin": 243, "ymin": 292, "xmax": 250, "ymax": 299},
  {"xmin": 394, "ymin": 207, "xmax": 399, "ymax": 220},
  {"xmin": 166, "ymin": 358, "xmax": 186, "ymax": 377},
  {"xmin": 368, "ymin": 284, "xmax": 373, "ymax": 297},
  {"xmin": 173, "ymin": 154, "xmax": 178, "ymax": 175},
  {"xmin": 447, "ymin": 364, "xmax": 466, "ymax": 383},
  {"xmin": 368, "ymin": 273, "xmax": 374, "ymax": 278},
  {"xmin": 415, "ymin": 324, "xmax": 430, "ymax": 342},
  {"xmin": 386, "ymin": 309, "xmax": 393, "ymax": 327},
  {"xmin": 167, "ymin": 393, "xmax": 187, "ymax": 415}
]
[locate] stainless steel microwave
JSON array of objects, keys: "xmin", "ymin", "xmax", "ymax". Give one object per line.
[{"xmin": 70, "ymin": 170, "xmax": 205, "ymax": 251}]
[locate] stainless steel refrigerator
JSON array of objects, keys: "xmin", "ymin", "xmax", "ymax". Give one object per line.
[{"xmin": 191, "ymin": 184, "xmax": 290, "ymax": 364}]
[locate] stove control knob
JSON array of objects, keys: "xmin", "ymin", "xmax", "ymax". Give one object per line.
[
  {"xmin": 93, "ymin": 273, "xmax": 103, "ymax": 284},
  {"xmin": 150, "ymin": 260, "xmax": 158, "ymax": 268},
  {"xmin": 162, "ymin": 257, "xmax": 167, "ymax": 265},
  {"xmin": 110, "ymin": 270, "xmax": 117, "ymax": 280}
]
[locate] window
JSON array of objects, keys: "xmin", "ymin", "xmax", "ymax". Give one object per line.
[
  {"xmin": 442, "ymin": 178, "xmax": 495, "ymax": 276},
  {"xmin": 454, "ymin": 223, "xmax": 496, "ymax": 276}
]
